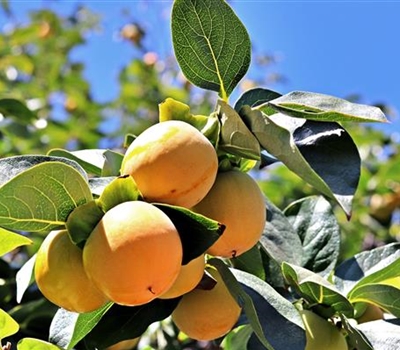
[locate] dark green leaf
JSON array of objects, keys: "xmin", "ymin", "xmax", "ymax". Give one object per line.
[
  {"xmin": 240, "ymin": 107, "xmax": 357, "ymax": 217},
  {"xmin": 0, "ymin": 228, "xmax": 32, "ymax": 257},
  {"xmin": 218, "ymin": 100, "xmax": 260, "ymax": 160},
  {"xmin": 84, "ymin": 299, "xmax": 179, "ymax": 349},
  {"xmin": 0, "ymin": 98, "xmax": 36, "ymax": 123},
  {"xmin": 282, "ymin": 262, "xmax": 354, "ymax": 317},
  {"xmin": 155, "ymin": 204, "xmax": 224, "ymax": 264},
  {"xmin": 172, "ymin": 0, "xmax": 251, "ymax": 99},
  {"xmin": 340, "ymin": 315, "xmax": 373, "ymax": 350},
  {"xmin": 356, "ymin": 319, "xmax": 400, "ymax": 349},
  {"xmin": 284, "ymin": 196, "xmax": 340, "ymax": 277},
  {"xmin": 334, "ymin": 243, "xmax": 400, "ymax": 295},
  {"xmin": 235, "ymin": 88, "xmax": 281, "ymax": 115},
  {"xmin": 268, "ymin": 91, "xmax": 388, "ymax": 123},
  {"xmin": 230, "ymin": 244, "xmax": 266, "ymax": 281},
  {"xmin": 0, "ymin": 162, "xmax": 92, "ymax": 233},
  {"xmin": 66, "ymin": 201, "xmax": 104, "ymax": 247},
  {"xmin": 49, "ymin": 302, "xmax": 113, "ymax": 350}
]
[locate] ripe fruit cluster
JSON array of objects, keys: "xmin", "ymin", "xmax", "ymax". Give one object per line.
[{"xmin": 34, "ymin": 119, "xmax": 267, "ymax": 342}]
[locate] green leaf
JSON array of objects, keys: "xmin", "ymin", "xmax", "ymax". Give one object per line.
[
  {"xmin": 88, "ymin": 177, "xmax": 116, "ymax": 197},
  {"xmin": 210, "ymin": 259, "xmax": 305, "ymax": 350},
  {"xmin": 240, "ymin": 107, "xmax": 358, "ymax": 217},
  {"xmin": 0, "ymin": 162, "xmax": 92, "ymax": 233},
  {"xmin": 0, "ymin": 228, "xmax": 32, "ymax": 256},
  {"xmin": 97, "ymin": 176, "xmax": 141, "ymax": 213},
  {"xmin": 0, "ymin": 98, "xmax": 36, "ymax": 123},
  {"xmin": 356, "ymin": 319, "xmax": 400, "ymax": 349},
  {"xmin": 0, "ymin": 308, "xmax": 19, "ymax": 341},
  {"xmin": 84, "ymin": 299, "xmax": 179, "ymax": 349},
  {"xmin": 282, "ymin": 262, "xmax": 354, "ymax": 318},
  {"xmin": 221, "ymin": 325, "xmax": 253, "ymax": 350},
  {"xmin": 348, "ymin": 284, "xmax": 400, "ymax": 317},
  {"xmin": 17, "ymin": 338, "xmax": 62, "ymax": 350},
  {"xmin": 234, "ymin": 88, "xmax": 281, "ymax": 115},
  {"xmin": 284, "ymin": 196, "xmax": 340, "ymax": 277},
  {"xmin": 0, "ymin": 155, "xmax": 88, "ymax": 187},
  {"xmin": 340, "ymin": 315, "xmax": 373, "ymax": 350},
  {"xmin": 16, "ymin": 254, "xmax": 36, "ymax": 303},
  {"xmin": 155, "ymin": 204, "xmax": 225, "ymax": 264},
  {"xmin": 66, "ymin": 201, "xmax": 104, "ymax": 247},
  {"xmin": 334, "ymin": 243, "xmax": 400, "ymax": 295},
  {"xmin": 172, "ymin": 0, "xmax": 251, "ymax": 99},
  {"xmin": 102, "ymin": 150, "xmax": 124, "ymax": 177},
  {"xmin": 49, "ymin": 302, "xmax": 113, "ymax": 350},
  {"xmin": 230, "ymin": 244, "xmax": 266, "ymax": 281},
  {"xmin": 268, "ymin": 91, "xmax": 388, "ymax": 123},
  {"xmin": 218, "ymin": 100, "xmax": 260, "ymax": 160}
]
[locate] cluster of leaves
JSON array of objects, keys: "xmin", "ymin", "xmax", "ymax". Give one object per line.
[{"xmin": 1, "ymin": 0, "xmax": 399, "ymax": 349}]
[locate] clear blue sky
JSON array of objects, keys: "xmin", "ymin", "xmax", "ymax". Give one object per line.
[{"xmin": 2, "ymin": 0, "xmax": 399, "ymax": 134}]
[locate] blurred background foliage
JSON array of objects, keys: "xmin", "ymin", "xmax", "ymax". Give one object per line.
[{"xmin": 0, "ymin": 2, "xmax": 399, "ymax": 348}]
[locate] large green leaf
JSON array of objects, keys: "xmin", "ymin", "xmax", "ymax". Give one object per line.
[
  {"xmin": 334, "ymin": 243, "xmax": 400, "ymax": 295},
  {"xmin": 83, "ymin": 299, "xmax": 179, "ymax": 349},
  {"xmin": 240, "ymin": 107, "xmax": 359, "ymax": 216},
  {"xmin": 0, "ymin": 228, "xmax": 32, "ymax": 257},
  {"xmin": 0, "ymin": 308, "xmax": 19, "ymax": 341},
  {"xmin": 0, "ymin": 162, "xmax": 92, "ymax": 233},
  {"xmin": 284, "ymin": 196, "xmax": 340, "ymax": 277},
  {"xmin": 282, "ymin": 262, "xmax": 354, "ymax": 318},
  {"xmin": 210, "ymin": 259, "xmax": 305, "ymax": 350},
  {"xmin": 268, "ymin": 91, "xmax": 388, "ymax": 123},
  {"xmin": 155, "ymin": 204, "xmax": 225, "ymax": 264},
  {"xmin": 171, "ymin": 0, "xmax": 251, "ymax": 99},
  {"xmin": 49, "ymin": 302, "xmax": 113, "ymax": 350}
]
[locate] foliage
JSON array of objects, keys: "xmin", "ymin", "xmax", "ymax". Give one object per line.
[{"xmin": 0, "ymin": 1, "xmax": 399, "ymax": 350}]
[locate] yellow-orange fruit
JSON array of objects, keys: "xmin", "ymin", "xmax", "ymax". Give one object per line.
[
  {"xmin": 300, "ymin": 310, "xmax": 347, "ymax": 350},
  {"xmin": 172, "ymin": 267, "xmax": 241, "ymax": 341},
  {"xmin": 106, "ymin": 337, "xmax": 140, "ymax": 350},
  {"xmin": 120, "ymin": 120, "xmax": 218, "ymax": 208},
  {"xmin": 193, "ymin": 170, "xmax": 266, "ymax": 258},
  {"xmin": 83, "ymin": 201, "xmax": 182, "ymax": 306},
  {"xmin": 159, "ymin": 255, "xmax": 205, "ymax": 299},
  {"xmin": 34, "ymin": 230, "xmax": 108, "ymax": 313}
]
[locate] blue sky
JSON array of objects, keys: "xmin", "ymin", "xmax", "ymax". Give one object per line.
[{"xmin": 2, "ymin": 1, "xmax": 399, "ymax": 134}]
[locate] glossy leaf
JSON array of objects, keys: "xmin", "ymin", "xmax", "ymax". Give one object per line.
[
  {"xmin": 234, "ymin": 87, "xmax": 281, "ymax": 115},
  {"xmin": 268, "ymin": 91, "xmax": 388, "ymax": 123},
  {"xmin": 0, "ymin": 228, "xmax": 32, "ymax": 257},
  {"xmin": 84, "ymin": 299, "xmax": 179, "ymax": 349},
  {"xmin": 0, "ymin": 98, "xmax": 36, "ymax": 123},
  {"xmin": 17, "ymin": 338, "xmax": 61, "ymax": 350},
  {"xmin": 155, "ymin": 204, "xmax": 225, "ymax": 264},
  {"xmin": 334, "ymin": 243, "xmax": 400, "ymax": 295},
  {"xmin": 0, "ymin": 308, "xmax": 19, "ymax": 341},
  {"xmin": 218, "ymin": 100, "xmax": 260, "ymax": 160},
  {"xmin": 230, "ymin": 244, "xmax": 266, "ymax": 281},
  {"xmin": 0, "ymin": 162, "xmax": 92, "ymax": 233},
  {"xmin": 282, "ymin": 262, "xmax": 354, "ymax": 317},
  {"xmin": 284, "ymin": 196, "xmax": 340, "ymax": 276},
  {"xmin": 172, "ymin": 0, "xmax": 251, "ymax": 99},
  {"xmin": 240, "ymin": 107, "xmax": 358, "ymax": 216},
  {"xmin": 49, "ymin": 302, "xmax": 113, "ymax": 350}
]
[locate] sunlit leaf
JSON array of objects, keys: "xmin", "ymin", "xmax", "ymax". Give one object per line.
[
  {"xmin": 0, "ymin": 162, "xmax": 92, "ymax": 233},
  {"xmin": 16, "ymin": 254, "xmax": 36, "ymax": 303},
  {"xmin": 17, "ymin": 338, "xmax": 62, "ymax": 350},
  {"xmin": 268, "ymin": 91, "xmax": 388, "ymax": 123},
  {"xmin": 0, "ymin": 228, "xmax": 32, "ymax": 257},
  {"xmin": 172, "ymin": 0, "xmax": 251, "ymax": 99},
  {"xmin": 0, "ymin": 308, "xmax": 19, "ymax": 341}
]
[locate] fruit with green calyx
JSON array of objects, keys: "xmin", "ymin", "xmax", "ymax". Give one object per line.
[
  {"xmin": 120, "ymin": 120, "xmax": 218, "ymax": 208},
  {"xmin": 83, "ymin": 201, "xmax": 182, "ymax": 306},
  {"xmin": 35, "ymin": 230, "xmax": 108, "ymax": 313}
]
